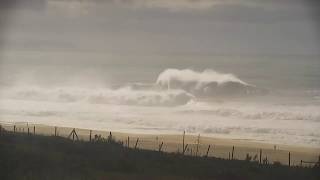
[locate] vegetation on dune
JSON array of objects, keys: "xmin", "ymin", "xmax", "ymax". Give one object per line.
[{"xmin": 0, "ymin": 131, "xmax": 319, "ymax": 180}]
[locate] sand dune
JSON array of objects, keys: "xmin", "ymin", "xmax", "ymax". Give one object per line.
[{"xmin": 1, "ymin": 122, "xmax": 319, "ymax": 166}]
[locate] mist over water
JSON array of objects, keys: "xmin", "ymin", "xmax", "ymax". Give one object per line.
[{"xmin": 1, "ymin": 59, "xmax": 320, "ymax": 147}]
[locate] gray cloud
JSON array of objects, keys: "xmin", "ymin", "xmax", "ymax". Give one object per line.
[
  {"xmin": 1, "ymin": 0, "xmax": 318, "ymax": 22},
  {"xmin": 1, "ymin": 0, "xmax": 319, "ymax": 55}
]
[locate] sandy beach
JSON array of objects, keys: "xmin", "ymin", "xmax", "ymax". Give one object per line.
[{"xmin": 1, "ymin": 122, "xmax": 319, "ymax": 166}]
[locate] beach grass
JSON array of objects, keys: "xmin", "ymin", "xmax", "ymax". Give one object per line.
[{"xmin": 0, "ymin": 128, "xmax": 319, "ymax": 180}]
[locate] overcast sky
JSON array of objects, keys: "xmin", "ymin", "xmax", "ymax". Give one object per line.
[{"xmin": 1, "ymin": 0, "xmax": 319, "ymax": 56}]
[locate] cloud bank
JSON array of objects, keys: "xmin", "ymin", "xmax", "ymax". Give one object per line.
[{"xmin": 2, "ymin": 0, "xmax": 318, "ymax": 12}]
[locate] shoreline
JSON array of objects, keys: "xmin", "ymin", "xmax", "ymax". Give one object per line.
[
  {"xmin": 1, "ymin": 121, "xmax": 319, "ymax": 166},
  {"xmin": 1, "ymin": 120, "xmax": 319, "ymax": 150}
]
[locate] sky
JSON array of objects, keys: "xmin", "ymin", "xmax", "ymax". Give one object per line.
[{"xmin": 1, "ymin": 0, "xmax": 319, "ymax": 55}]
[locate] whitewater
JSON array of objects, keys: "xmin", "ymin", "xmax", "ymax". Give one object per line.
[{"xmin": 0, "ymin": 69, "xmax": 319, "ymax": 147}]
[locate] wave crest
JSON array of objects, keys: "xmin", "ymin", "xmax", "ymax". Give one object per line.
[
  {"xmin": 2, "ymin": 68, "xmax": 268, "ymax": 106},
  {"xmin": 156, "ymin": 69, "xmax": 266, "ymax": 97}
]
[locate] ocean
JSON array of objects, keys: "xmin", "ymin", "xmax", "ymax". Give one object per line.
[{"xmin": 0, "ymin": 52, "xmax": 319, "ymax": 147}]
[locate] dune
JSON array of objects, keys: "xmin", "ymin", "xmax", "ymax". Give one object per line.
[{"xmin": 1, "ymin": 122, "xmax": 319, "ymax": 166}]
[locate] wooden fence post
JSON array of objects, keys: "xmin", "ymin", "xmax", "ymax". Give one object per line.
[
  {"xmin": 54, "ymin": 126, "xmax": 57, "ymax": 136},
  {"xmin": 259, "ymin": 149, "xmax": 262, "ymax": 164},
  {"xmin": 89, "ymin": 130, "xmax": 92, "ymax": 142},
  {"xmin": 182, "ymin": 144, "xmax": 188, "ymax": 155},
  {"xmin": 134, "ymin": 138, "xmax": 139, "ymax": 149},
  {"xmin": 14, "ymin": 125, "xmax": 16, "ymax": 133},
  {"xmin": 182, "ymin": 131, "xmax": 185, "ymax": 154},
  {"xmin": 33, "ymin": 126, "xmax": 35, "ymax": 135},
  {"xmin": 27, "ymin": 127, "xmax": 30, "ymax": 135},
  {"xmin": 196, "ymin": 134, "xmax": 200, "ymax": 157},
  {"xmin": 231, "ymin": 146, "xmax": 235, "ymax": 160},
  {"xmin": 206, "ymin": 145, "xmax": 211, "ymax": 157},
  {"xmin": 265, "ymin": 156, "xmax": 268, "ymax": 165},
  {"xmin": 68, "ymin": 128, "xmax": 79, "ymax": 141},
  {"xmin": 108, "ymin": 132, "xmax": 112, "ymax": 143},
  {"xmin": 159, "ymin": 142, "xmax": 164, "ymax": 152},
  {"xmin": 127, "ymin": 136, "xmax": 130, "ymax": 148},
  {"xmin": 288, "ymin": 152, "xmax": 291, "ymax": 167}
]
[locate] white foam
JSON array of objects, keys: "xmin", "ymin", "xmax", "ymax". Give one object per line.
[
  {"xmin": 0, "ymin": 68, "xmax": 319, "ymax": 147},
  {"xmin": 1, "ymin": 86, "xmax": 194, "ymax": 107},
  {"xmin": 156, "ymin": 69, "xmax": 248, "ymax": 87},
  {"xmin": 156, "ymin": 69, "xmax": 265, "ymax": 97}
]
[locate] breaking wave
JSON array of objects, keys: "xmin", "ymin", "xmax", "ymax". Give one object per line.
[
  {"xmin": 156, "ymin": 69, "xmax": 267, "ymax": 97},
  {"xmin": 1, "ymin": 69, "xmax": 319, "ymax": 147},
  {"xmin": 1, "ymin": 68, "xmax": 268, "ymax": 106}
]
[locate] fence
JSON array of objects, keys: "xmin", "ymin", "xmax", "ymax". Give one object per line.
[{"xmin": 0, "ymin": 122, "xmax": 319, "ymax": 167}]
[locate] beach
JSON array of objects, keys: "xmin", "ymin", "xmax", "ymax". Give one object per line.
[{"xmin": 1, "ymin": 122, "xmax": 318, "ymax": 166}]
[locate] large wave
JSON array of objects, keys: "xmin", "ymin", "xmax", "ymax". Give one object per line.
[
  {"xmin": 1, "ymin": 68, "xmax": 268, "ymax": 106},
  {"xmin": 156, "ymin": 69, "xmax": 266, "ymax": 97}
]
